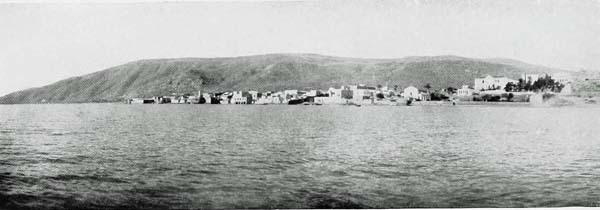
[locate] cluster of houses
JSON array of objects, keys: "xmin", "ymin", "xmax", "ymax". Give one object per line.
[
  {"xmin": 459, "ymin": 72, "xmax": 573, "ymax": 95},
  {"xmin": 128, "ymin": 85, "xmax": 411, "ymax": 105},
  {"xmin": 126, "ymin": 72, "xmax": 574, "ymax": 105}
]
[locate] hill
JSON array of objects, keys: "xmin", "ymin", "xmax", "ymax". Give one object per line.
[{"xmin": 0, "ymin": 53, "xmax": 564, "ymax": 104}]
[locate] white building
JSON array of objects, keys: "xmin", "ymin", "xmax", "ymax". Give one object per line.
[
  {"xmin": 284, "ymin": 90, "xmax": 298, "ymax": 96},
  {"xmin": 131, "ymin": 98, "xmax": 154, "ymax": 104},
  {"xmin": 456, "ymin": 85, "xmax": 474, "ymax": 96},
  {"xmin": 349, "ymin": 85, "xmax": 376, "ymax": 99},
  {"xmin": 315, "ymin": 87, "xmax": 345, "ymax": 104},
  {"xmin": 474, "ymin": 75, "xmax": 516, "ymax": 91},
  {"xmin": 272, "ymin": 95, "xmax": 282, "ymax": 104},
  {"xmin": 560, "ymin": 83, "xmax": 573, "ymax": 95},
  {"xmin": 328, "ymin": 87, "xmax": 342, "ymax": 98},
  {"xmin": 305, "ymin": 90, "xmax": 318, "ymax": 97},
  {"xmin": 403, "ymin": 86, "xmax": 420, "ymax": 99},
  {"xmin": 349, "ymin": 84, "xmax": 376, "ymax": 104},
  {"xmin": 248, "ymin": 91, "xmax": 259, "ymax": 103},
  {"xmin": 202, "ymin": 93, "xmax": 212, "ymax": 104},
  {"xmin": 169, "ymin": 96, "xmax": 188, "ymax": 104},
  {"xmin": 283, "ymin": 90, "xmax": 299, "ymax": 100},
  {"xmin": 552, "ymin": 72, "xmax": 573, "ymax": 85},
  {"xmin": 255, "ymin": 92, "xmax": 284, "ymax": 104},
  {"xmin": 232, "ymin": 91, "xmax": 251, "ymax": 104}
]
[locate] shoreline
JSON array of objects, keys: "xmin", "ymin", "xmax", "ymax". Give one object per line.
[{"xmin": 2, "ymin": 96, "xmax": 599, "ymax": 107}]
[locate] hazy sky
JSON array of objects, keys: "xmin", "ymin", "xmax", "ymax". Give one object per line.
[{"xmin": 1, "ymin": 0, "xmax": 599, "ymax": 96}]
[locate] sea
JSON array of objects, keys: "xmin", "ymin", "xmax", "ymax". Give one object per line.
[{"xmin": 1, "ymin": 104, "xmax": 600, "ymax": 209}]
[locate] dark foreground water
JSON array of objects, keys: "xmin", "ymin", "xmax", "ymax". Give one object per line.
[{"xmin": 1, "ymin": 104, "xmax": 600, "ymax": 209}]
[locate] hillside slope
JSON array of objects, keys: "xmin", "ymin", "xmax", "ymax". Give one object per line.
[{"xmin": 0, "ymin": 54, "xmax": 563, "ymax": 104}]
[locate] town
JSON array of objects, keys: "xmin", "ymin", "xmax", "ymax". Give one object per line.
[{"xmin": 125, "ymin": 72, "xmax": 576, "ymax": 106}]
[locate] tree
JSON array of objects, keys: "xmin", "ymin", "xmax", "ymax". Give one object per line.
[
  {"xmin": 430, "ymin": 92, "xmax": 449, "ymax": 101},
  {"xmin": 552, "ymin": 83, "xmax": 565, "ymax": 93},
  {"xmin": 504, "ymin": 82, "xmax": 517, "ymax": 92},
  {"xmin": 481, "ymin": 94, "xmax": 491, "ymax": 101},
  {"xmin": 502, "ymin": 93, "xmax": 514, "ymax": 101},
  {"xmin": 446, "ymin": 86, "xmax": 457, "ymax": 94},
  {"xmin": 531, "ymin": 75, "xmax": 557, "ymax": 92},
  {"xmin": 341, "ymin": 89, "xmax": 353, "ymax": 99},
  {"xmin": 482, "ymin": 94, "xmax": 500, "ymax": 102},
  {"xmin": 524, "ymin": 81, "xmax": 533, "ymax": 92},
  {"xmin": 424, "ymin": 83, "xmax": 432, "ymax": 93},
  {"xmin": 517, "ymin": 78, "xmax": 525, "ymax": 92},
  {"xmin": 393, "ymin": 85, "xmax": 399, "ymax": 91}
]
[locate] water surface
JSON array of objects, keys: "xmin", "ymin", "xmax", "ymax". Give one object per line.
[{"xmin": 1, "ymin": 104, "xmax": 600, "ymax": 209}]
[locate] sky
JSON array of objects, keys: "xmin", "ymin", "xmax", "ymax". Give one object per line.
[{"xmin": 1, "ymin": 0, "xmax": 599, "ymax": 96}]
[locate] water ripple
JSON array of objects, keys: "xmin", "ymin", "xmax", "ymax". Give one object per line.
[{"xmin": 1, "ymin": 104, "xmax": 600, "ymax": 208}]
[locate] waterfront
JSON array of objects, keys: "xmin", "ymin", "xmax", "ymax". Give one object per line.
[{"xmin": 1, "ymin": 104, "xmax": 600, "ymax": 209}]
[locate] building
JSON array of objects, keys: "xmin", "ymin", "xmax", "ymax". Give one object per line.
[
  {"xmin": 560, "ymin": 83, "xmax": 573, "ymax": 95},
  {"xmin": 168, "ymin": 96, "xmax": 188, "ymax": 104},
  {"xmin": 312, "ymin": 87, "xmax": 343, "ymax": 104},
  {"xmin": 380, "ymin": 86, "xmax": 389, "ymax": 92},
  {"xmin": 521, "ymin": 72, "xmax": 572, "ymax": 86},
  {"xmin": 255, "ymin": 92, "xmax": 284, "ymax": 104},
  {"xmin": 271, "ymin": 91, "xmax": 285, "ymax": 103},
  {"xmin": 403, "ymin": 86, "xmax": 419, "ymax": 99},
  {"xmin": 401, "ymin": 86, "xmax": 430, "ymax": 101},
  {"xmin": 328, "ymin": 87, "xmax": 342, "ymax": 99},
  {"xmin": 130, "ymin": 98, "xmax": 155, "ymax": 104},
  {"xmin": 218, "ymin": 92, "xmax": 232, "ymax": 104},
  {"xmin": 456, "ymin": 85, "xmax": 474, "ymax": 96},
  {"xmin": 474, "ymin": 75, "xmax": 517, "ymax": 91},
  {"xmin": 152, "ymin": 96, "xmax": 170, "ymax": 104},
  {"xmin": 306, "ymin": 90, "xmax": 316, "ymax": 97},
  {"xmin": 552, "ymin": 72, "xmax": 573, "ymax": 85},
  {"xmin": 283, "ymin": 90, "xmax": 299, "ymax": 100},
  {"xmin": 419, "ymin": 91, "xmax": 431, "ymax": 101},
  {"xmin": 379, "ymin": 87, "xmax": 396, "ymax": 98},
  {"xmin": 202, "ymin": 93, "xmax": 212, "ymax": 104},
  {"xmin": 232, "ymin": 91, "xmax": 252, "ymax": 104},
  {"xmin": 348, "ymin": 84, "xmax": 376, "ymax": 104},
  {"xmin": 187, "ymin": 96, "xmax": 202, "ymax": 104},
  {"xmin": 284, "ymin": 90, "xmax": 298, "ymax": 96},
  {"xmin": 248, "ymin": 91, "xmax": 260, "ymax": 104}
]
